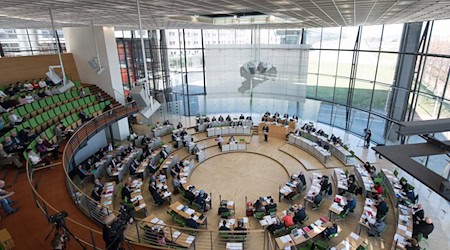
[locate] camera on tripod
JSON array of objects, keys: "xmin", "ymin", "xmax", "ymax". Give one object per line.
[
  {"xmin": 48, "ymin": 211, "xmax": 69, "ymax": 227},
  {"xmin": 104, "ymin": 204, "xmax": 134, "ymax": 250}
]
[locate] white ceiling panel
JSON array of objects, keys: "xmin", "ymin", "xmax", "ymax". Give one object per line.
[{"xmin": 0, "ymin": 0, "xmax": 449, "ymax": 29}]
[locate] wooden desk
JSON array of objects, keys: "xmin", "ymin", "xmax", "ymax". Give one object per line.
[
  {"xmin": 333, "ymin": 232, "xmax": 365, "ymax": 250},
  {"xmin": 141, "ymin": 214, "xmax": 195, "ymax": 248},
  {"xmin": 168, "ymin": 201, "xmax": 207, "ymax": 225},
  {"xmin": 219, "ymin": 217, "xmax": 250, "ymax": 230},
  {"xmin": 258, "ymin": 123, "xmax": 290, "ymax": 140},
  {"xmin": 275, "ymin": 218, "xmax": 332, "ymax": 247},
  {"xmin": 358, "ymin": 198, "xmax": 378, "ymax": 234},
  {"xmin": 328, "ymin": 195, "xmax": 347, "ymax": 220},
  {"xmin": 226, "ymin": 242, "xmax": 243, "ymax": 250},
  {"xmin": 100, "ymin": 182, "xmax": 115, "ymax": 211}
]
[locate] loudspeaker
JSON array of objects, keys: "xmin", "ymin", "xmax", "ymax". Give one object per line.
[
  {"xmin": 248, "ymin": 63, "xmax": 256, "ymax": 74},
  {"xmin": 130, "ymin": 85, "xmax": 151, "ymax": 107},
  {"xmin": 46, "ymin": 70, "xmax": 62, "ymax": 84}
]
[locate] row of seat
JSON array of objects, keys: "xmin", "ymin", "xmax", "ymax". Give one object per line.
[
  {"xmin": 24, "ymin": 100, "xmax": 111, "ymax": 165},
  {"xmin": 0, "ymin": 93, "xmax": 100, "ymax": 145}
]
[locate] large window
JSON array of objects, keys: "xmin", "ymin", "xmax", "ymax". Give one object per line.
[{"xmin": 0, "ymin": 28, "xmax": 65, "ymax": 57}]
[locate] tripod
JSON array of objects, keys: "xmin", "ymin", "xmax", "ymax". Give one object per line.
[{"xmin": 45, "ymin": 217, "xmax": 87, "ymax": 250}]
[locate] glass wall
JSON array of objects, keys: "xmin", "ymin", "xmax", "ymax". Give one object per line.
[
  {"xmin": 0, "ymin": 28, "xmax": 65, "ymax": 57},
  {"xmin": 115, "ymin": 19, "xmax": 450, "ymax": 147}
]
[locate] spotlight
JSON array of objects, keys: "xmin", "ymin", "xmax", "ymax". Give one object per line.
[
  {"xmin": 193, "ymin": 15, "xmax": 199, "ymax": 18},
  {"xmin": 233, "ymin": 15, "xmax": 238, "ymax": 19}
]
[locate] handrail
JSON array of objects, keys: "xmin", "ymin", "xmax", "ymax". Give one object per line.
[
  {"xmin": 25, "ymin": 102, "xmax": 140, "ymax": 249},
  {"xmin": 28, "ymin": 101, "xmax": 270, "ymax": 249}
]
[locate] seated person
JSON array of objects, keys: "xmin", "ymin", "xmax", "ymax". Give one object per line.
[
  {"xmin": 368, "ymin": 218, "xmax": 386, "ymax": 237},
  {"xmin": 345, "ymin": 194, "xmax": 357, "ymax": 213},
  {"xmin": 177, "ymin": 122, "xmax": 183, "ymax": 129},
  {"xmin": 363, "ymin": 162, "xmax": 372, "ymax": 172},
  {"xmin": 347, "ymin": 181, "xmax": 357, "ymax": 194},
  {"xmin": 91, "ymin": 186, "xmax": 102, "ymax": 202},
  {"xmin": 129, "ymin": 161, "xmax": 138, "ymax": 175},
  {"xmin": 94, "ymin": 178, "xmax": 104, "ymax": 193},
  {"xmin": 281, "ymin": 212, "xmax": 295, "ymax": 228},
  {"xmin": 312, "ymin": 192, "xmax": 323, "ymax": 206},
  {"xmin": 18, "ymin": 127, "xmax": 37, "ymax": 144},
  {"xmin": 194, "ymin": 190, "xmax": 209, "ymax": 211},
  {"xmin": 27, "ymin": 149, "xmax": 51, "ymax": 166},
  {"xmin": 412, "ymin": 217, "xmax": 434, "ymax": 239},
  {"xmin": 79, "ymin": 111, "xmax": 90, "ymax": 123},
  {"xmin": 219, "ymin": 220, "xmax": 230, "ymax": 231},
  {"xmin": 228, "ymin": 136, "xmax": 236, "ymax": 143},
  {"xmin": 264, "ymin": 198, "xmax": 277, "ymax": 212},
  {"xmin": 211, "ymin": 116, "xmax": 216, "ymax": 122},
  {"xmin": 320, "ymin": 176, "xmax": 329, "ymax": 193},
  {"xmin": 400, "ymin": 179, "xmax": 409, "ymax": 193},
  {"xmin": 121, "ymin": 182, "xmax": 132, "ymax": 203},
  {"xmin": 323, "ymin": 223, "xmax": 338, "ymax": 239},
  {"xmin": 293, "ymin": 205, "xmax": 307, "ymax": 224},
  {"xmin": 405, "ymin": 238, "xmax": 420, "ymax": 250},
  {"xmin": 218, "ymin": 115, "xmax": 224, "ymax": 122},
  {"xmin": 268, "ymin": 219, "xmax": 284, "ymax": 234},
  {"xmin": 375, "ymin": 196, "xmax": 388, "ymax": 219},
  {"xmin": 3, "ymin": 136, "xmax": 23, "ymax": 154},
  {"xmin": 234, "ymin": 220, "xmax": 247, "ymax": 235},
  {"xmin": 184, "ymin": 186, "xmax": 196, "ymax": 204},
  {"xmin": 0, "ymin": 144, "xmax": 23, "ymax": 169},
  {"xmin": 239, "ymin": 114, "xmax": 245, "ymax": 120},
  {"xmin": 151, "ymin": 188, "xmax": 164, "ymax": 206},
  {"xmin": 246, "ymin": 116, "xmax": 252, "ymax": 121},
  {"xmin": 225, "ymin": 115, "xmax": 231, "ymax": 122},
  {"xmin": 186, "ymin": 214, "xmax": 199, "ymax": 229},
  {"xmin": 160, "ymin": 147, "xmax": 168, "ymax": 159},
  {"xmin": 36, "ymin": 139, "xmax": 59, "ymax": 159},
  {"xmin": 253, "ymin": 199, "xmax": 265, "ymax": 213},
  {"xmin": 413, "ymin": 204, "xmax": 425, "ymax": 223},
  {"xmin": 372, "ymin": 182, "xmax": 383, "ymax": 196},
  {"xmin": 218, "ymin": 203, "xmax": 230, "ymax": 216},
  {"xmin": 172, "ymin": 176, "xmax": 181, "ymax": 192}
]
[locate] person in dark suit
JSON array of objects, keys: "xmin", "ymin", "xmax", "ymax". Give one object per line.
[
  {"xmin": 264, "ymin": 198, "xmax": 277, "ymax": 212},
  {"xmin": 413, "ymin": 204, "xmax": 425, "ymax": 223},
  {"xmin": 375, "ymin": 197, "xmax": 388, "ymax": 219},
  {"xmin": 219, "ymin": 220, "xmax": 230, "ymax": 231},
  {"xmin": 160, "ymin": 147, "xmax": 168, "ymax": 159},
  {"xmin": 312, "ymin": 192, "xmax": 322, "ymax": 206},
  {"xmin": 194, "ymin": 190, "xmax": 208, "ymax": 211},
  {"xmin": 218, "ymin": 203, "xmax": 229, "ymax": 215},
  {"xmin": 405, "ymin": 238, "xmax": 420, "ymax": 250},
  {"xmin": 298, "ymin": 171, "xmax": 307, "ymax": 187},
  {"xmin": 121, "ymin": 182, "xmax": 132, "ymax": 203},
  {"xmin": 254, "ymin": 199, "xmax": 265, "ymax": 213},
  {"xmin": 323, "ymin": 223, "xmax": 338, "ymax": 239},
  {"xmin": 413, "ymin": 217, "xmax": 434, "ymax": 239},
  {"xmin": 293, "ymin": 205, "xmax": 307, "ymax": 224},
  {"xmin": 268, "ymin": 219, "xmax": 284, "ymax": 234},
  {"xmin": 186, "ymin": 214, "xmax": 199, "ymax": 229},
  {"xmin": 91, "ymin": 186, "xmax": 102, "ymax": 202},
  {"xmin": 343, "ymin": 194, "xmax": 357, "ymax": 213},
  {"xmin": 263, "ymin": 124, "xmax": 269, "ymax": 142},
  {"xmin": 184, "ymin": 186, "xmax": 196, "ymax": 204},
  {"xmin": 234, "ymin": 220, "xmax": 247, "ymax": 235}
]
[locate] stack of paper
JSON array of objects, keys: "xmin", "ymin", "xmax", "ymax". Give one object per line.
[
  {"xmin": 185, "ymin": 208, "xmax": 195, "ymax": 215},
  {"xmin": 176, "ymin": 204, "xmax": 184, "ymax": 210},
  {"xmin": 280, "ymin": 235, "xmax": 291, "ymax": 243},
  {"xmin": 185, "ymin": 236, "xmax": 195, "ymax": 244},
  {"xmin": 172, "ymin": 231, "xmax": 181, "ymax": 238}
]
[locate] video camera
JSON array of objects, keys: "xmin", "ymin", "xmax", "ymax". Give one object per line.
[{"xmin": 48, "ymin": 211, "xmax": 69, "ymax": 227}]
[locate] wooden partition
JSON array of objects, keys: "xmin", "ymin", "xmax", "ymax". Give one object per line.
[{"xmin": 0, "ymin": 53, "xmax": 79, "ymax": 86}]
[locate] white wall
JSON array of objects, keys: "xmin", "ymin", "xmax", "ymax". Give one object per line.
[
  {"xmin": 74, "ymin": 129, "xmax": 108, "ymax": 166},
  {"xmin": 63, "ymin": 26, "xmax": 125, "ymax": 104},
  {"xmin": 111, "ymin": 117, "xmax": 130, "ymax": 141}
]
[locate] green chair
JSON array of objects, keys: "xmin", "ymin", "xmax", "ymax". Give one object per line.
[
  {"xmin": 71, "ymin": 113, "xmax": 80, "ymax": 122},
  {"xmin": 312, "ymin": 199, "xmax": 324, "ymax": 210},
  {"xmin": 393, "ymin": 169, "xmax": 399, "ymax": 177},
  {"xmin": 314, "ymin": 240, "xmax": 330, "ymax": 250},
  {"xmin": 71, "ymin": 90, "xmax": 78, "ymax": 98},
  {"xmin": 166, "ymin": 210, "xmax": 176, "ymax": 218},
  {"xmin": 60, "ymin": 104, "xmax": 68, "ymax": 114},
  {"xmin": 105, "ymin": 100, "xmax": 111, "ymax": 106},
  {"xmin": 62, "ymin": 118, "xmax": 69, "ymax": 128},
  {"xmin": 42, "ymin": 112, "xmax": 50, "ymax": 123},
  {"xmin": 54, "ymin": 107, "xmax": 62, "ymax": 118},
  {"xmin": 219, "ymin": 232, "xmax": 230, "ymax": 240},
  {"xmin": 221, "ymin": 211, "xmax": 232, "ymax": 219},
  {"xmin": 45, "ymin": 97, "xmax": 54, "ymax": 107},
  {"xmin": 65, "ymin": 91, "xmax": 73, "ymax": 100},
  {"xmin": 52, "ymin": 95, "xmax": 61, "ymax": 104},
  {"xmin": 88, "ymin": 106, "xmax": 95, "ymax": 115},
  {"xmin": 268, "ymin": 207, "xmax": 277, "ymax": 214},
  {"xmin": 66, "ymin": 116, "xmax": 74, "ymax": 126},
  {"xmin": 290, "ymin": 193, "xmax": 302, "ymax": 202},
  {"xmin": 45, "ymin": 128, "xmax": 54, "ymax": 140},
  {"xmin": 191, "ymin": 202, "xmax": 202, "ymax": 211},
  {"xmin": 74, "ymin": 80, "xmax": 82, "ymax": 87},
  {"xmin": 31, "ymin": 100, "xmax": 41, "ymax": 110},
  {"xmin": 28, "ymin": 118, "xmax": 38, "ymax": 128},
  {"xmin": 287, "ymin": 225, "xmax": 298, "ymax": 234},
  {"xmin": 16, "ymin": 106, "xmax": 27, "ymax": 117},
  {"xmin": 59, "ymin": 93, "xmax": 67, "ymax": 102},
  {"xmin": 85, "ymin": 87, "xmax": 91, "ymax": 95},
  {"xmin": 99, "ymin": 102, "xmax": 106, "ymax": 110},
  {"xmin": 374, "ymin": 177, "xmax": 383, "ymax": 185},
  {"xmin": 254, "ymin": 211, "xmax": 265, "ymax": 220},
  {"xmin": 21, "ymin": 120, "xmax": 30, "ymax": 129},
  {"xmin": 90, "ymin": 95, "xmax": 96, "ymax": 103},
  {"xmin": 78, "ymin": 98, "xmax": 86, "ymax": 107},
  {"xmin": 66, "ymin": 102, "xmax": 74, "ymax": 111},
  {"xmin": 15, "ymin": 123, "xmax": 24, "ymax": 133},
  {"xmin": 24, "ymin": 103, "xmax": 34, "ymax": 113},
  {"xmin": 273, "ymin": 228, "xmax": 287, "ymax": 237},
  {"xmin": 174, "ymin": 216, "xmax": 186, "ymax": 227},
  {"xmin": 48, "ymin": 109, "xmax": 56, "ymax": 119},
  {"xmin": 299, "ymin": 214, "xmax": 309, "ymax": 225}
]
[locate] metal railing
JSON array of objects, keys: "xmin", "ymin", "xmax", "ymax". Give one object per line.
[{"xmin": 27, "ymin": 101, "xmax": 274, "ymax": 249}]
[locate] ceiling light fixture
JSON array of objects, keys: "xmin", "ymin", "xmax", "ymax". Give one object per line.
[
  {"xmin": 234, "ymin": 15, "xmax": 238, "ymax": 18},
  {"xmin": 193, "ymin": 15, "xmax": 199, "ymax": 17}
]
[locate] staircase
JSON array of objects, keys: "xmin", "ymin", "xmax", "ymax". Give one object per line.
[{"xmin": 81, "ymin": 83, "xmax": 121, "ymax": 107}]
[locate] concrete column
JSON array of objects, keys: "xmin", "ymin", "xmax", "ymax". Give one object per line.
[
  {"xmin": 387, "ymin": 22, "xmax": 423, "ymax": 141},
  {"xmin": 110, "ymin": 117, "xmax": 131, "ymax": 141},
  {"xmin": 63, "ymin": 26, "xmax": 125, "ymax": 104}
]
